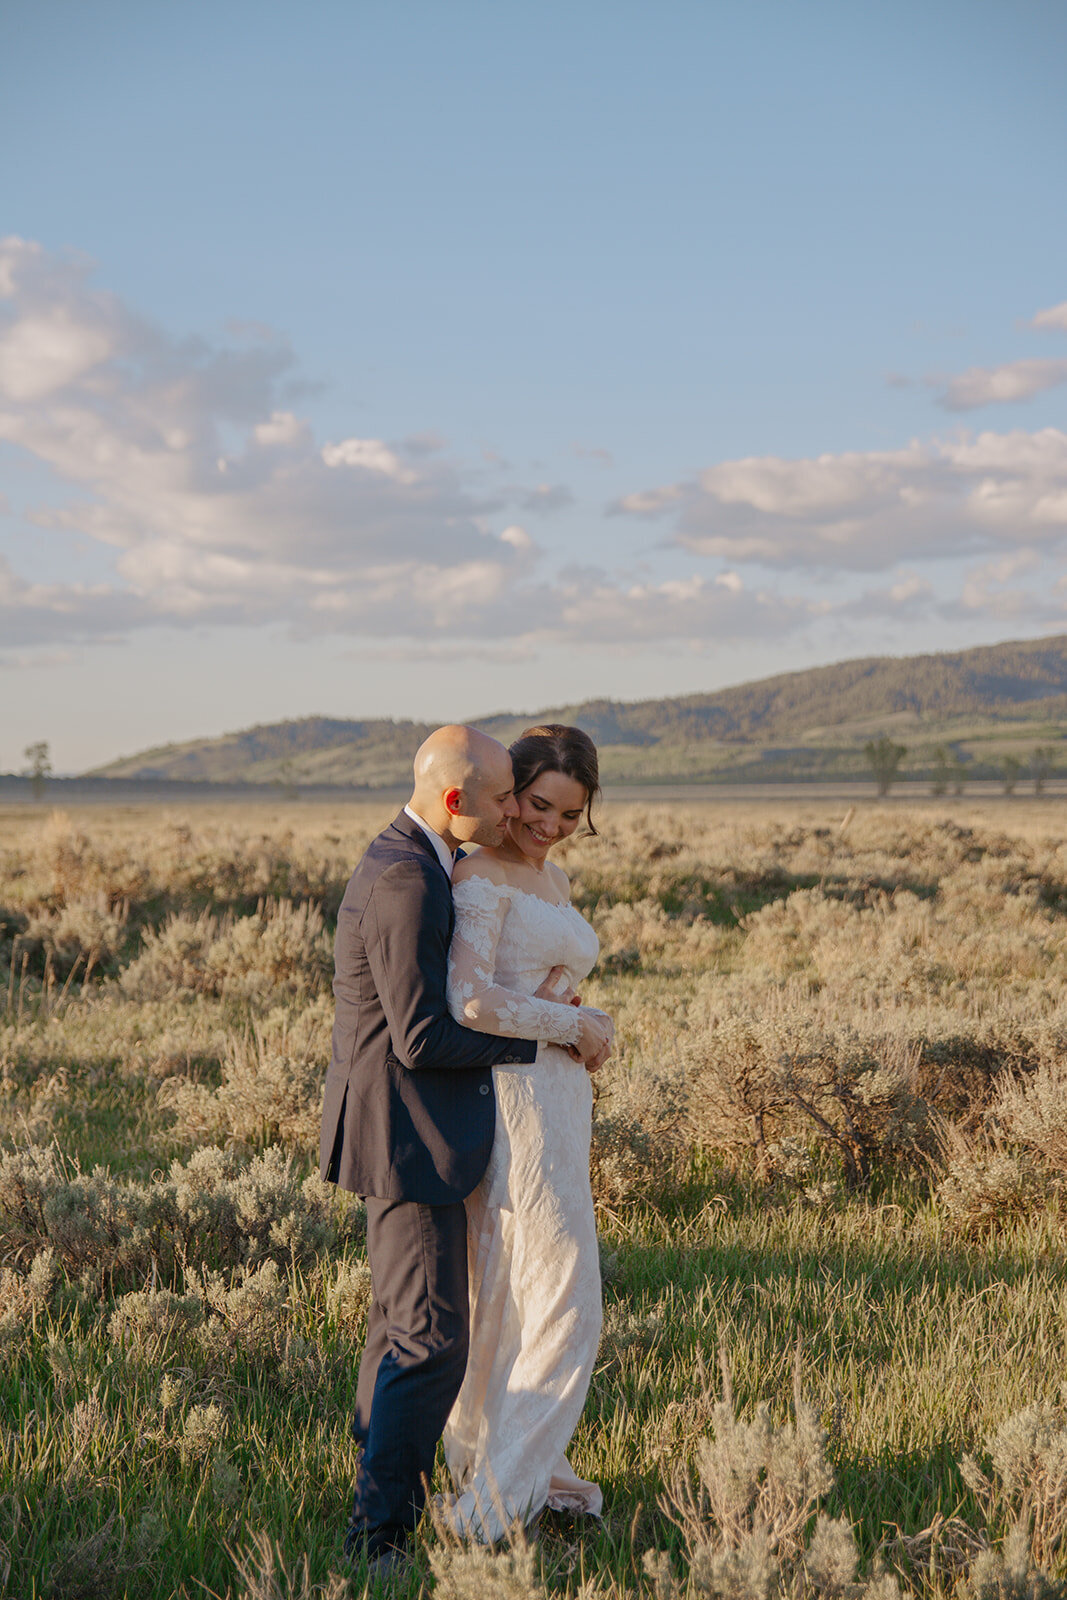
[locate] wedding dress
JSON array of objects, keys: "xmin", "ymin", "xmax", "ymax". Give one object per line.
[{"xmin": 442, "ymin": 872, "xmax": 603, "ymax": 1542}]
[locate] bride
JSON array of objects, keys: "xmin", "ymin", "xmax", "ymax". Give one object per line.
[{"xmin": 442, "ymin": 724, "xmax": 612, "ymax": 1541}]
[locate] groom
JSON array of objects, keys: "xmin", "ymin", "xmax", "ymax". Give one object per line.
[{"xmin": 320, "ymin": 725, "xmax": 609, "ymax": 1571}]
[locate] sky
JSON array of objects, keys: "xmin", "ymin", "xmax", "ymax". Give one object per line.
[{"xmin": 2, "ymin": 0, "xmax": 1067, "ymax": 772}]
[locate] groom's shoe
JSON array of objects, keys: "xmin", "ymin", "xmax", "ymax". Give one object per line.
[
  {"xmin": 366, "ymin": 1547, "xmax": 413, "ymax": 1588},
  {"xmin": 344, "ymin": 1527, "xmax": 413, "ymax": 1587}
]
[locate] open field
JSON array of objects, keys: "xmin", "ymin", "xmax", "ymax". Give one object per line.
[
  {"xmin": 4, "ymin": 799, "xmax": 1067, "ymax": 1599},
  {"xmin": 6, "ymin": 776, "xmax": 1067, "ymax": 809}
]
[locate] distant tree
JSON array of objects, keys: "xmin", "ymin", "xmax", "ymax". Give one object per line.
[
  {"xmin": 950, "ymin": 753, "xmax": 969, "ymax": 796},
  {"xmin": 1001, "ymin": 754, "xmax": 1022, "ymax": 796},
  {"xmin": 276, "ymin": 757, "xmax": 299, "ymax": 803},
  {"xmin": 865, "ymin": 735, "xmax": 907, "ymax": 797},
  {"xmin": 930, "ymin": 745, "xmax": 951, "ymax": 796},
  {"xmin": 22, "ymin": 741, "xmax": 52, "ymax": 802},
  {"xmin": 1032, "ymin": 746, "xmax": 1056, "ymax": 795}
]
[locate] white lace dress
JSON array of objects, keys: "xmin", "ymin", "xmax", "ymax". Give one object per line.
[{"xmin": 442, "ymin": 873, "xmax": 603, "ymax": 1541}]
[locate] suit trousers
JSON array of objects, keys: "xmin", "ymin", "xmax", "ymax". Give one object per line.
[{"xmin": 347, "ymin": 1196, "xmax": 469, "ymax": 1554}]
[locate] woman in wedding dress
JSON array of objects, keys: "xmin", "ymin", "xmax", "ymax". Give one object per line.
[{"xmin": 442, "ymin": 724, "xmax": 612, "ymax": 1542}]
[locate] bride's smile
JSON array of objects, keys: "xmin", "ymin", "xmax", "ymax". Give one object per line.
[{"xmin": 501, "ymin": 769, "xmax": 587, "ymax": 870}]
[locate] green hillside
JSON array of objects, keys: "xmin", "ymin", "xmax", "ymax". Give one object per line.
[{"xmin": 89, "ymin": 634, "xmax": 1067, "ymax": 787}]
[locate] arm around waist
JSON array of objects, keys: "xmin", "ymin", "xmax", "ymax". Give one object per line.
[{"xmin": 361, "ymin": 859, "xmax": 536, "ymax": 1071}]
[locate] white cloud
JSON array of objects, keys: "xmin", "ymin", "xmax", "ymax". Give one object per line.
[
  {"xmin": 1033, "ymin": 302, "xmax": 1067, "ymax": 332},
  {"xmin": 0, "ymin": 238, "xmax": 546, "ymax": 645},
  {"xmin": 553, "ymin": 571, "xmax": 813, "ymax": 645},
  {"xmin": 0, "ymin": 310, "xmax": 113, "ymax": 400},
  {"xmin": 3, "ymin": 243, "xmax": 793, "ymax": 658},
  {"xmin": 6, "ymin": 237, "xmax": 1067, "ymax": 671},
  {"xmin": 515, "ymin": 482, "xmax": 574, "ymax": 513},
  {"xmin": 700, "ymin": 446, "xmax": 929, "ymax": 517},
  {"xmin": 887, "ymin": 574, "xmax": 931, "ymax": 604},
  {"xmin": 253, "ymin": 410, "xmax": 309, "ymax": 448},
  {"xmin": 614, "ymin": 429, "xmax": 1067, "ymax": 572},
  {"xmin": 958, "ymin": 550, "xmax": 1048, "ymax": 618},
  {"xmin": 320, "ymin": 436, "xmax": 415, "ymax": 480},
  {"xmin": 499, "ymin": 524, "xmax": 535, "ymax": 553},
  {"xmin": 831, "ymin": 572, "xmax": 935, "ymax": 623},
  {"xmin": 0, "ymin": 552, "xmax": 146, "ymax": 646},
  {"xmin": 615, "ymin": 484, "xmax": 683, "ymax": 515},
  {"xmin": 937, "ymin": 358, "xmax": 1067, "ymax": 411}
]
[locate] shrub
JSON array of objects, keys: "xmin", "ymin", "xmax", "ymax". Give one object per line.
[
  {"xmin": 994, "ymin": 1058, "xmax": 1067, "ymax": 1179},
  {"xmin": 197, "ymin": 1259, "xmax": 289, "ymax": 1364},
  {"xmin": 108, "ymin": 1288, "xmax": 205, "ymax": 1358},
  {"xmin": 430, "ymin": 1522, "xmax": 541, "ymax": 1600},
  {"xmin": 664, "ymin": 1356, "xmax": 834, "ymax": 1567},
  {"xmin": 659, "ymin": 1355, "xmax": 898, "ymax": 1600},
  {"xmin": 19, "ymin": 896, "xmax": 130, "ymax": 980},
  {"xmin": 323, "ymin": 1257, "xmax": 373, "ymax": 1335},
  {"xmin": 962, "ymin": 1403, "xmax": 1067, "ymax": 1571},
  {"xmin": 181, "ymin": 1402, "xmax": 227, "ymax": 1462},
  {"xmin": 109, "ymin": 1263, "xmax": 334, "ymax": 1377},
  {"xmin": 683, "ymin": 1002, "xmax": 926, "ymax": 1183},
  {"xmin": 158, "ymin": 1025, "xmax": 324, "ymax": 1151},
  {"xmin": 590, "ymin": 1050, "xmax": 686, "ymax": 1209},
  {"xmin": 121, "ymin": 899, "xmax": 331, "ymax": 1005},
  {"xmin": 590, "ymin": 1110, "xmax": 660, "ymax": 1211},
  {"xmin": 0, "ymin": 1144, "xmax": 359, "ymax": 1288},
  {"xmin": 0, "ymin": 1246, "xmax": 57, "ymax": 1341},
  {"xmin": 936, "ymin": 1141, "xmax": 1043, "ymax": 1233},
  {"xmin": 0, "ymin": 1145, "xmax": 174, "ymax": 1283},
  {"xmin": 965, "ymin": 1523, "xmax": 1060, "ymax": 1600},
  {"xmin": 166, "ymin": 1147, "xmax": 345, "ymax": 1270},
  {"xmin": 594, "ymin": 897, "xmax": 723, "ymax": 974}
]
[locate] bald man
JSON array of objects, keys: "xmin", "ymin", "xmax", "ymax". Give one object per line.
[{"xmin": 320, "ymin": 727, "xmax": 544, "ymax": 1571}]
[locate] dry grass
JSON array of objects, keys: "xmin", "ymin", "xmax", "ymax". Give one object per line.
[{"xmin": 4, "ymin": 796, "xmax": 1067, "ymax": 1598}]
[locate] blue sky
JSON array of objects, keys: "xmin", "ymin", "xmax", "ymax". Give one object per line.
[{"xmin": 2, "ymin": 0, "xmax": 1066, "ymax": 769}]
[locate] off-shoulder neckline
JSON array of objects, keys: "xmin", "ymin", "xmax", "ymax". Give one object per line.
[{"xmin": 452, "ymin": 872, "xmax": 573, "ymax": 913}]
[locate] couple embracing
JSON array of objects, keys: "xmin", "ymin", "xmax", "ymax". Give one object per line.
[{"xmin": 319, "ymin": 722, "xmax": 614, "ymax": 1572}]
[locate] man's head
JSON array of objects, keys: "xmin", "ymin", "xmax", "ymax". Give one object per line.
[{"xmin": 410, "ymin": 725, "xmax": 519, "ymax": 851}]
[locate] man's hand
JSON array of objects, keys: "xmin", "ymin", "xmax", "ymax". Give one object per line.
[
  {"xmin": 574, "ymin": 1007, "xmax": 613, "ymax": 1073},
  {"xmin": 534, "ymin": 964, "xmax": 574, "ymax": 1003},
  {"xmin": 582, "ymin": 1037, "xmax": 612, "ymax": 1074},
  {"xmin": 535, "ymin": 966, "xmax": 612, "ymax": 1073}
]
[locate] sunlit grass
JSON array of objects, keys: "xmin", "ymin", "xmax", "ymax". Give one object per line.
[{"xmin": 4, "ymin": 799, "xmax": 1067, "ymax": 1597}]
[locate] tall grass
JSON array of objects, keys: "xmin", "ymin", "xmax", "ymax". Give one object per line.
[{"xmin": 3, "ymin": 798, "xmax": 1067, "ymax": 1598}]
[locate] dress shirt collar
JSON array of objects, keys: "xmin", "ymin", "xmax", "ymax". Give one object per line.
[{"xmin": 403, "ymin": 805, "xmax": 455, "ymax": 881}]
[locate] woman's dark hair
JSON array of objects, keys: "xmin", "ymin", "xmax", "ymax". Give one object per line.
[{"xmin": 508, "ymin": 724, "xmax": 600, "ymax": 835}]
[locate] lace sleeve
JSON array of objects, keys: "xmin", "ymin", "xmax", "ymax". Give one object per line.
[{"xmin": 447, "ymin": 877, "xmax": 582, "ymax": 1047}]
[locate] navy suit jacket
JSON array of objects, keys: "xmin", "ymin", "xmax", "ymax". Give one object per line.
[{"xmin": 319, "ymin": 812, "xmax": 537, "ymax": 1203}]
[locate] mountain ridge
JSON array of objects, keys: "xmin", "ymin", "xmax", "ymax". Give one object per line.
[{"xmin": 89, "ymin": 634, "xmax": 1067, "ymax": 787}]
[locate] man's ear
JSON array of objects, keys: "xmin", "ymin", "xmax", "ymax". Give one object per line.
[{"xmin": 443, "ymin": 787, "xmax": 463, "ymax": 817}]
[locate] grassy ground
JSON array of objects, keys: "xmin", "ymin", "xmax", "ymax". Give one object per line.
[{"xmin": 3, "ymin": 800, "xmax": 1067, "ymax": 1599}]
